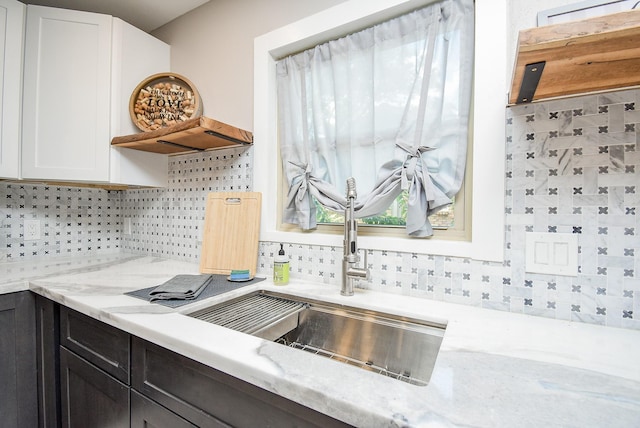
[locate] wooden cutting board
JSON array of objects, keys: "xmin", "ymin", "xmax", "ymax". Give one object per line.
[{"xmin": 200, "ymin": 192, "xmax": 261, "ymax": 277}]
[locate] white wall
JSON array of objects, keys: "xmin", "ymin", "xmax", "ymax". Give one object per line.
[
  {"xmin": 153, "ymin": 0, "xmax": 589, "ymax": 132},
  {"xmin": 506, "ymin": 0, "xmax": 609, "ymax": 79},
  {"xmin": 152, "ymin": 0, "xmax": 346, "ymax": 132}
]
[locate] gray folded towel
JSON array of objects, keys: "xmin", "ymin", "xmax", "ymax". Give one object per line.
[{"xmin": 150, "ymin": 274, "xmax": 213, "ymax": 301}]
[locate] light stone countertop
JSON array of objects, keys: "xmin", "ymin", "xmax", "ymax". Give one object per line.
[{"xmin": 3, "ymin": 254, "xmax": 640, "ymax": 427}]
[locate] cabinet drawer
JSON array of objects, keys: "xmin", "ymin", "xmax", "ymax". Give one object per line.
[
  {"xmin": 132, "ymin": 337, "xmax": 348, "ymax": 428},
  {"xmin": 60, "ymin": 306, "xmax": 130, "ymax": 384}
]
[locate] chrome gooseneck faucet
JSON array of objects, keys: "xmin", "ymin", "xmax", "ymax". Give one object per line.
[{"xmin": 342, "ymin": 177, "xmax": 370, "ymax": 296}]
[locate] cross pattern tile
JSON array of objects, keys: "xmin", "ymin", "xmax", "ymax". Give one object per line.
[
  {"xmin": 0, "ymin": 184, "xmax": 121, "ymax": 261},
  {"xmin": 120, "ymin": 147, "xmax": 253, "ymax": 260},
  {"xmin": 2, "ymin": 90, "xmax": 639, "ymax": 331}
]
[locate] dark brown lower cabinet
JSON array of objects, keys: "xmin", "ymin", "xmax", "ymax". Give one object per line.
[
  {"xmin": 132, "ymin": 337, "xmax": 350, "ymax": 428},
  {"xmin": 60, "ymin": 346, "xmax": 130, "ymax": 427},
  {"xmin": 131, "ymin": 389, "xmax": 197, "ymax": 428},
  {"xmin": 60, "ymin": 305, "xmax": 130, "ymax": 384},
  {"xmin": 35, "ymin": 294, "xmax": 60, "ymax": 428},
  {"xmin": 34, "ymin": 298, "xmax": 351, "ymax": 428},
  {"xmin": 0, "ymin": 291, "xmax": 37, "ymax": 428}
]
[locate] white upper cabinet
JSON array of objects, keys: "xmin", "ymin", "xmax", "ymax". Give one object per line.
[
  {"xmin": 22, "ymin": 6, "xmax": 112, "ymax": 182},
  {"xmin": 21, "ymin": 5, "xmax": 169, "ymax": 186},
  {"xmin": 0, "ymin": 0, "xmax": 25, "ymax": 179},
  {"xmin": 109, "ymin": 18, "xmax": 169, "ymax": 186}
]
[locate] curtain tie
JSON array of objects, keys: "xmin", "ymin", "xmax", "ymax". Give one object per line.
[
  {"xmin": 288, "ymin": 161, "xmax": 312, "ymax": 201},
  {"xmin": 399, "ymin": 144, "xmax": 434, "ymax": 190}
]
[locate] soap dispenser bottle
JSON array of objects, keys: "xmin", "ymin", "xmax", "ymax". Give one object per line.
[{"xmin": 273, "ymin": 243, "xmax": 289, "ymax": 285}]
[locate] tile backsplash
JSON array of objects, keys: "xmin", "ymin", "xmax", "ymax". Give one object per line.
[
  {"xmin": 0, "ymin": 184, "xmax": 121, "ymax": 261},
  {"xmin": 1, "ymin": 90, "xmax": 638, "ymax": 330},
  {"xmin": 120, "ymin": 149, "xmax": 253, "ymax": 259}
]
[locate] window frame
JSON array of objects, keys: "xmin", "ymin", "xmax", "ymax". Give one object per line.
[{"xmin": 254, "ymin": 0, "xmax": 506, "ymax": 262}]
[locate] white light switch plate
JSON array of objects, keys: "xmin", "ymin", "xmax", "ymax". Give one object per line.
[{"xmin": 525, "ymin": 232, "xmax": 578, "ymax": 276}]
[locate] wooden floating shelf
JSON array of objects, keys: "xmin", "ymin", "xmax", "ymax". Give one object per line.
[
  {"xmin": 509, "ymin": 9, "xmax": 640, "ymax": 105},
  {"xmin": 111, "ymin": 116, "xmax": 253, "ymax": 154}
]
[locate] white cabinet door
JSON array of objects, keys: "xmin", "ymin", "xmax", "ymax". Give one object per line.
[
  {"xmin": 0, "ymin": 0, "xmax": 24, "ymax": 179},
  {"xmin": 22, "ymin": 5, "xmax": 112, "ymax": 182},
  {"xmin": 110, "ymin": 18, "xmax": 169, "ymax": 187}
]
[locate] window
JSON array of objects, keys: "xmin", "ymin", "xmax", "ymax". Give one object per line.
[
  {"xmin": 254, "ymin": 0, "xmax": 506, "ymax": 262},
  {"xmin": 275, "ymin": 2, "xmax": 473, "ymax": 238},
  {"xmin": 315, "ymin": 193, "xmax": 455, "ymax": 229}
]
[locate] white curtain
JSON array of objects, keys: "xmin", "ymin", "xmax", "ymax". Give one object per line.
[{"xmin": 276, "ymin": 0, "xmax": 474, "ymax": 237}]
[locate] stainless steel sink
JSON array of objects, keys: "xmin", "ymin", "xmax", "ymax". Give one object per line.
[{"xmin": 187, "ymin": 291, "xmax": 445, "ymax": 386}]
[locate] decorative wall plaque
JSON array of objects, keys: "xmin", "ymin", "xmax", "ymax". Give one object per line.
[{"xmin": 130, "ymin": 72, "xmax": 203, "ymax": 131}]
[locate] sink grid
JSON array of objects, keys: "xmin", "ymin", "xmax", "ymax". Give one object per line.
[{"xmin": 275, "ymin": 337, "xmax": 428, "ymax": 386}]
